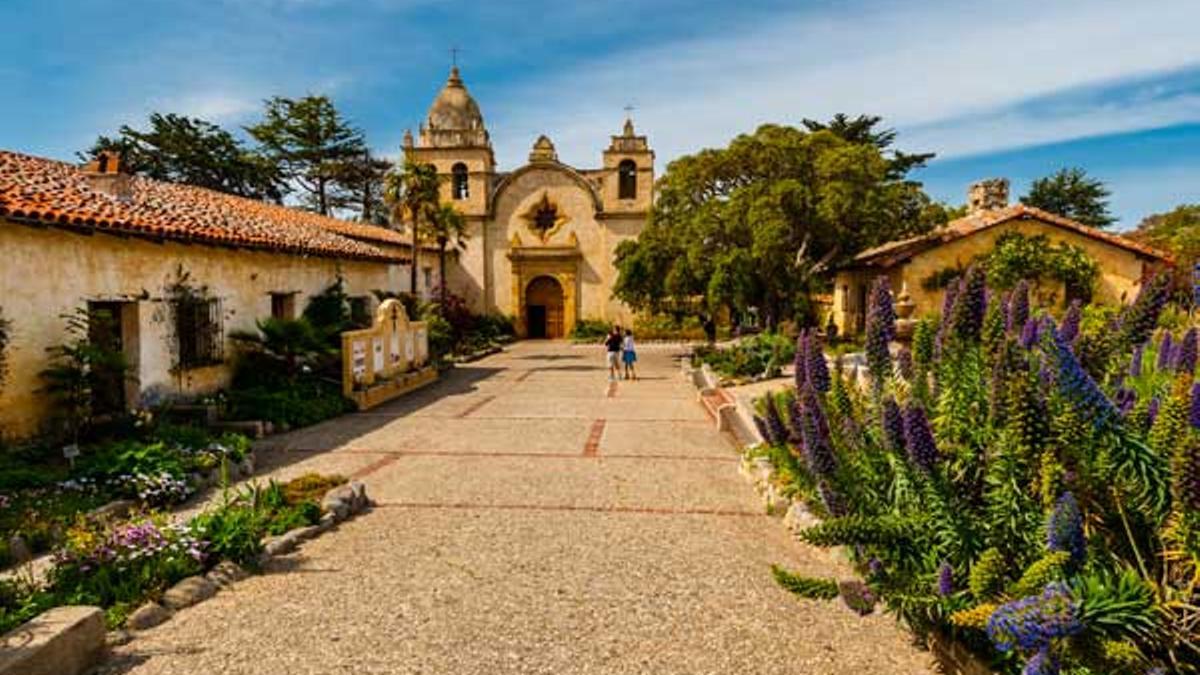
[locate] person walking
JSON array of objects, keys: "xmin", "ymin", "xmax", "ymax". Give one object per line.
[
  {"xmin": 622, "ymin": 328, "xmax": 638, "ymax": 381},
  {"xmin": 604, "ymin": 325, "xmax": 623, "ymax": 382}
]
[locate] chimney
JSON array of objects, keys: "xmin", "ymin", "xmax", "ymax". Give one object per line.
[
  {"xmin": 967, "ymin": 178, "xmax": 1009, "ymax": 215},
  {"xmin": 82, "ymin": 150, "xmax": 133, "ymax": 202}
]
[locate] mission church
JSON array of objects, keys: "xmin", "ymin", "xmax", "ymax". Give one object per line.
[{"xmin": 407, "ymin": 66, "xmax": 654, "ymax": 338}]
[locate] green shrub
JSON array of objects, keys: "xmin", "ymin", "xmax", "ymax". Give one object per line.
[
  {"xmin": 569, "ymin": 319, "xmax": 612, "ymax": 341},
  {"xmin": 226, "ymin": 380, "xmax": 351, "ymax": 427},
  {"xmin": 694, "ymin": 332, "xmax": 795, "ymax": 378},
  {"xmin": 282, "ymin": 473, "xmax": 346, "ymax": 505}
]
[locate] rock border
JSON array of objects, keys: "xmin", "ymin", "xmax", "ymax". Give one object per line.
[
  {"xmin": 0, "ymin": 606, "xmax": 105, "ymax": 675},
  {"xmin": 123, "ymin": 480, "xmax": 372, "ymax": 637}
]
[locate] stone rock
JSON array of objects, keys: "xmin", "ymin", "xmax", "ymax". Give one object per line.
[
  {"xmin": 5, "ymin": 535, "xmax": 31, "ymax": 565},
  {"xmin": 161, "ymin": 576, "xmax": 217, "ymax": 610},
  {"xmin": 87, "ymin": 499, "xmax": 135, "ymax": 521},
  {"xmin": 205, "ymin": 560, "xmax": 248, "ymax": 587},
  {"xmin": 126, "ymin": 602, "xmax": 170, "ymax": 631},
  {"xmin": 263, "ymin": 535, "xmax": 297, "ymax": 557},
  {"xmin": 289, "ymin": 525, "xmax": 323, "ymax": 543},
  {"xmin": 105, "ymin": 628, "xmax": 133, "ymax": 647},
  {"xmin": 321, "ymin": 485, "xmax": 355, "ymax": 520},
  {"xmin": 783, "ymin": 500, "xmax": 822, "ymax": 532},
  {"xmin": 0, "ymin": 606, "xmax": 105, "ymax": 675},
  {"xmin": 348, "ymin": 481, "xmax": 368, "ymax": 511},
  {"xmin": 318, "ymin": 512, "xmax": 338, "ymax": 530},
  {"xmin": 206, "ymin": 468, "xmax": 222, "ymax": 486},
  {"xmin": 238, "ymin": 457, "xmax": 255, "ymax": 477}
]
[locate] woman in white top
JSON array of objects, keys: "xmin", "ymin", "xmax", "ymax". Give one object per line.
[{"xmin": 621, "ymin": 329, "xmax": 638, "ymax": 381}]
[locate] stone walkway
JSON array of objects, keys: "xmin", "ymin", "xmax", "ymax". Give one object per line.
[{"xmin": 100, "ymin": 341, "xmax": 934, "ymax": 674}]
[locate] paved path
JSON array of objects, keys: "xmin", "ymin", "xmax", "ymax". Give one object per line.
[{"xmin": 102, "ymin": 341, "xmax": 934, "ymax": 675}]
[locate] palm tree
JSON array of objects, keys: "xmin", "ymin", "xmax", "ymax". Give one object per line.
[
  {"xmin": 429, "ymin": 203, "xmax": 467, "ymax": 307},
  {"xmin": 384, "ymin": 160, "xmax": 440, "ymax": 296}
]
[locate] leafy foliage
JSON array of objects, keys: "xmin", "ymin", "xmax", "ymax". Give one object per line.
[
  {"xmin": 38, "ymin": 309, "xmax": 129, "ymax": 443},
  {"xmin": 245, "ymin": 95, "xmax": 367, "ymax": 215},
  {"xmin": 692, "ymin": 333, "xmax": 795, "ymax": 379},
  {"xmin": 82, "ymin": 112, "xmax": 284, "ymax": 200}
]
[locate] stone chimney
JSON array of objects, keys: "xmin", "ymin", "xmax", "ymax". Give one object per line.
[
  {"xmin": 967, "ymin": 178, "xmax": 1009, "ymax": 215},
  {"xmin": 82, "ymin": 150, "xmax": 133, "ymax": 202}
]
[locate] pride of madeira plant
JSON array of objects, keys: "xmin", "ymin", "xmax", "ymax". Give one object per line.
[{"xmin": 762, "ymin": 270, "xmax": 1198, "ymax": 674}]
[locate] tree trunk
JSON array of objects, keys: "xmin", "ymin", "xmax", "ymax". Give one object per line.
[
  {"xmin": 438, "ymin": 243, "xmax": 448, "ymax": 309},
  {"xmin": 410, "ymin": 214, "xmax": 419, "ymax": 296},
  {"xmin": 317, "ymin": 176, "xmax": 328, "ymax": 216}
]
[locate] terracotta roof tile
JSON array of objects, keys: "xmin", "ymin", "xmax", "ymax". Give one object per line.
[
  {"xmin": 851, "ymin": 204, "xmax": 1171, "ymax": 268},
  {"xmin": 0, "ymin": 150, "xmax": 408, "ymax": 263}
]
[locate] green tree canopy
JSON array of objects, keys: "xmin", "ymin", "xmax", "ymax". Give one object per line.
[
  {"xmin": 82, "ymin": 113, "xmax": 284, "ymax": 201},
  {"xmin": 614, "ymin": 120, "xmax": 950, "ymax": 326},
  {"xmin": 246, "ymin": 95, "xmax": 367, "ymax": 216},
  {"xmin": 1020, "ymin": 167, "xmax": 1116, "ymax": 229}
]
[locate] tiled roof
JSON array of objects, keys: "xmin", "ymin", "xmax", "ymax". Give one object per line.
[
  {"xmin": 851, "ymin": 204, "xmax": 1171, "ymax": 268},
  {"xmin": 0, "ymin": 150, "xmax": 408, "ymax": 263}
]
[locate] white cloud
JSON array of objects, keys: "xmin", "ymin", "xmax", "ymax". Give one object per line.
[{"xmin": 480, "ymin": 0, "xmax": 1200, "ymax": 169}]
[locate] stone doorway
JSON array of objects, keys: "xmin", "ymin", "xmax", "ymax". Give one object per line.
[{"xmin": 525, "ymin": 276, "xmax": 564, "ymax": 339}]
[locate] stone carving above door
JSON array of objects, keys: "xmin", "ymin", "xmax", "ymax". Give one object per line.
[{"xmin": 520, "ymin": 191, "xmax": 569, "ymax": 243}]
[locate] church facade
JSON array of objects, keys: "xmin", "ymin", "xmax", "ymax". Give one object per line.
[{"xmin": 404, "ymin": 67, "xmax": 653, "ymax": 338}]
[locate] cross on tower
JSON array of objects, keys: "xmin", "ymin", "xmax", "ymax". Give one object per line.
[
  {"xmin": 623, "ymin": 104, "xmax": 635, "ymax": 117},
  {"xmin": 450, "ymin": 46, "xmax": 461, "ymax": 68}
]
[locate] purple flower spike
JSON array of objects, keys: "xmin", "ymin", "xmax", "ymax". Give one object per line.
[
  {"xmin": 1022, "ymin": 647, "xmax": 1060, "ymax": 675},
  {"xmin": 1176, "ymin": 437, "xmax": 1200, "ymax": 511},
  {"xmin": 1177, "ymin": 327, "xmax": 1198, "ymax": 375},
  {"xmin": 1157, "ymin": 332, "xmax": 1174, "ymax": 372},
  {"xmin": 865, "ymin": 277, "xmax": 896, "ymax": 386},
  {"xmin": 1118, "ymin": 274, "xmax": 1171, "ymax": 348},
  {"xmin": 1008, "ymin": 280, "xmax": 1030, "ymax": 333},
  {"xmin": 1190, "ymin": 383, "xmax": 1200, "ymax": 429},
  {"xmin": 1047, "ymin": 492, "xmax": 1086, "ymax": 568},
  {"xmin": 937, "ymin": 561, "xmax": 954, "ymax": 597},
  {"xmin": 882, "ymin": 396, "xmax": 905, "ymax": 452},
  {"xmin": 797, "ymin": 388, "xmax": 837, "ymax": 479},
  {"xmin": 1046, "ymin": 323, "xmax": 1118, "ymax": 426},
  {"xmin": 1115, "ymin": 387, "xmax": 1137, "ymax": 417},
  {"xmin": 902, "ymin": 403, "xmax": 939, "ymax": 475},
  {"xmin": 806, "ymin": 330, "xmax": 831, "ymax": 393},
  {"xmin": 1059, "ymin": 299, "xmax": 1082, "ymax": 345},
  {"xmin": 1020, "ymin": 317, "xmax": 1041, "ymax": 349},
  {"xmin": 895, "ymin": 347, "xmax": 914, "ymax": 381},
  {"xmin": 794, "ymin": 332, "xmax": 809, "ymax": 392},
  {"xmin": 1129, "ymin": 343, "xmax": 1144, "ymax": 378},
  {"xmin": 987, "ymin": 582, "xmax": 1082, "ymax": 653},
  {"xmin": 949, "ymin": 266, "xmax": 987, "ymax": 342},
  {"xmin": 763, "ymin": 396, "xmax": 788, "ymax": 446},
  {"xmin": 1148, "ymin": 396, "xmax": 1161, "ymax": 427}
]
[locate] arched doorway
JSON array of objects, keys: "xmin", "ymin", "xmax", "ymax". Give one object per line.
[{"xmin": 525, "ymin": 276, "xmax": 564, "ymax": 338}]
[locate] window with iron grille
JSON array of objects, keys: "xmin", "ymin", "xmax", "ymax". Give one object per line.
[{"xmin": 175, "ymin": 298, "xmax": 223, "ymax": 369}]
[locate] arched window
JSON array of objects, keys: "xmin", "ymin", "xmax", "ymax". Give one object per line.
[
  {"xmin": 618, "ymin": 159, "xmax": 637, "ymax": 200},
  {"xmin": 451, "ymin": 162, "xmax": 469, "ymax": 200}
]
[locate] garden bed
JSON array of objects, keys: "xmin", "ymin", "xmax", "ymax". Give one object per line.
[{"xmin": 0, "ymin": 472, "xmax": 358, "ymax": 637}]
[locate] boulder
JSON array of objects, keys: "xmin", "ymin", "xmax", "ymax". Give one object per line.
[
  {"xmin": 87, "ymin": 499, "xmax": 135, "ymax": 521},
  {"xmin": 205, "ymin": 561, "xmax": 248, "ymax": 587},
  {"xmin": 237, "ymin": 457, "xmax": 255, "ymax": 477},
  {"xmin": 0, "ymin": 606, "xmax": 105, "ymax": 675},
  {"xmin": 126, "ymin": 602, "xmax": 170, "ymax": 631},
  {"xmin": 161, "ymin": 576, "xmax": 217, "ymax": 610},
  {"xmin": 263, "ymin": 535, "xmax": 297, "ymax": 557}
]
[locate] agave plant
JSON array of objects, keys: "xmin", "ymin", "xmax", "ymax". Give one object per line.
[{"xmin": 767, "ymin": 273, "xmax": 1200, "ymax": 674}]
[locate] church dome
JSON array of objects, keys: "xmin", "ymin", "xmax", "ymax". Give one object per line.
[{"xmin": 426, "ymin": 67, "xmax": 484, "ymax": 131}]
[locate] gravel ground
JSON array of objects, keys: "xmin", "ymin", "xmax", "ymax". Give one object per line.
[{"xmin": 98, "ymin": 341, "xmax": 935, "ymax": 675}]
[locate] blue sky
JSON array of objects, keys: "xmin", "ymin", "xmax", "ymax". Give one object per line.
[{"xmin": 2, "ymin": 0, "xmax": 1199, "ymax": 228}]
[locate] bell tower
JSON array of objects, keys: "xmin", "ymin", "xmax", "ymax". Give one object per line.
[
  {"xmin": 600, "ymin": 115, "xmax": 654, "ymax": 214},
  {"xmin": 404, "ymin": 66, "xmax": 494, "ymax": 217}
]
